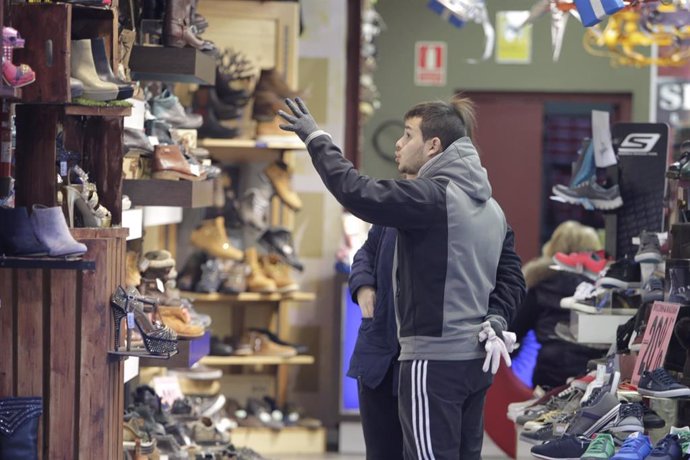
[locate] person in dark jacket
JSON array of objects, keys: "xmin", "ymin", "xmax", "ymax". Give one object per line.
[
  {"xmin": 279, "ymin": 96, "xmax": 524, "ymax": 459},
  {"xmin": 513, "ymin": 220, "xmax": 607, "ymax": 389},
  {"xmin": 348, "ymin": 223, "xmax": 525, "ymax": 459}
]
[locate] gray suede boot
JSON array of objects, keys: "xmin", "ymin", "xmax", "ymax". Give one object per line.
[{"xmin": 30, "ymin": 205, "xmax": 87, "ymax": 257}]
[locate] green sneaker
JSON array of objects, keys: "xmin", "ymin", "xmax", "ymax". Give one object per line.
[
  {"xmin": 581, "ymin": 433, "xmax": 615, "ymax": 460},
  {"xmin": 670, "ymin": 426, "xmax": 690, "ymax": 453}
]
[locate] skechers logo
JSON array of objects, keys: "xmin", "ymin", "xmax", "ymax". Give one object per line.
[{"xmin": 617, "ymin": 133, "xmax": 661, "ymax": 156}]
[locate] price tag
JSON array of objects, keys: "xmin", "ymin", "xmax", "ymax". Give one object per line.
[
  {"xmin": 156, "ymin": 278, "xmax": 165, "ymax": 293},
  {"xmin": 127, "ymin": 312, "xmax": 135, "ymax": 330},
  {"xmin": 189, "ymin": 164, "xmax": 201, "ymax": 177}
]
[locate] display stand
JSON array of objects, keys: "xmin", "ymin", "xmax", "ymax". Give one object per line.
[{"xmin": 0, "ymin": 228, "xmax": 128, "ymax": 460}]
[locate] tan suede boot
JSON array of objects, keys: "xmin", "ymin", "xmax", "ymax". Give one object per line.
[
  {"xmin": 250, "ymin": 331, "xmax": 297, "ymax": 357},
  {"xmin": 190, "ymin": 217, "xmax": 243, "ymax": 260},
  {"xmin": 126, "ymin": 251, "xmax": 142, "ymax": 287},
  {"xmin": 245, "ymin": 247, "xmax": 277, "ymax": 293},
  {"xmin": 159, "ymin": 306, "xmax": 204, "ymax": 339},
  {"xmin": 264, "ymin": 161, "xmax": 302, "ymax": 210},
  {"xmin": 261, "ymin": 254, "xmax": 298, "ymax": 292}
]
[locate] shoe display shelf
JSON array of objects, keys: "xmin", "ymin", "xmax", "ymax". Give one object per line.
[
  {"xmin": 138, "ymin": 330, "xmax": 212, "ymax": 368},
  {"xmin": 199, "ymin": 138, "xmax": 305, "ymax": 164},
  {"xmin": 129, "ymin": 45, "xmax": 215, "ymax": 85},
  {"xmin": 121, "ymin": 208, "xmax": 143, "ymax": 240},
  {"xmin": 0, "ymin": 227, "xmax": 128, "ymax": 460},
  {"xmin": 184, "ymin": 290, "xmax": 315, "ymax": 407},
  {"xmin": 122, "ymin": 178, "xmax": 216, "ymax": 208},
  {"xmin": 10, "ymin": 2, "xmax": 119, "ymax": 104}
]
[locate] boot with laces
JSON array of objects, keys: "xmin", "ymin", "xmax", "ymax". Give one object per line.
[
  {"xmin": 244, "ymin": 247, "xmax": 276, "ymax": 293},
  {"xmin": 190, "ymin": 217, "xmax": 243, "ymax": 260}
]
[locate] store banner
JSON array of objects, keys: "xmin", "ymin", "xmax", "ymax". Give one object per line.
[
  {"xmin": 414, "ymin": 41, "xmax": 447, "ymax": 86},
  {"xmin": 632, "ymin": 302, "xmax": 681, "ymax": 385},
  {"xmin": 610, "ymin": 123, "xmax": 668, "ymax": 258},
  {"xmin": 495, "ymin": 11, "xmax": 532, "ymax": 64}
]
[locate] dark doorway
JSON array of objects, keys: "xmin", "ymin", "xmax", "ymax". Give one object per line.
[{"xmin": 463, "ymin": 91, "xmax": 633, "ymax": 262}]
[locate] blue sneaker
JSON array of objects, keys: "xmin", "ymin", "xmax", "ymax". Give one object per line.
[
  {"xmin": 647, "ymin": 434, "xmax": 682, "ymax": 460},
  {"xmin": 530, "ymin": 434, "xmax": 590, "ymax": 460},
  {"xmin": 611, "ymin": 432, "xmax": 652, "ymax": 460}
]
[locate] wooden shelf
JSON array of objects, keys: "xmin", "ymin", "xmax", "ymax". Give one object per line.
[
  {"xmin": 200, "ymin": 138, "xmax": 306, "ymax": 163},
  {"xmin": 139, "ymin": 331, "xmax": 211, "ymax": 368},
  {"xmin": 229, "ymin": 426, "xmax": 326, "ymax": 455},
  {"xmin": 64, "ymin": 104, "xmax": 132, "ymax": 117},
  {"xmin": 201, "ymin": 355, "xmax": 314, "ymax": 366},
  {"xmin": 0, "ymin": 256, "xmax": 95, "ymax": 270},
  {"xmin": 130, "ymin": 46, "xmax": 215, "ymax": 85},
  {"xmin": 181, "ymin": 291, "xmax": 316, "ymax": 303},
  {"xmin": 122, "ymin": 179, "xmax": 214, "ymax": 208}
]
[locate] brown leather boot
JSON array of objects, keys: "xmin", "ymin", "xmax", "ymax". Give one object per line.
[
  {"xmin": 264, "ymin": 161, "xmax": 302, "ymax": 210},
  {"xmin": 261, "ymin": 254, "xmax": 298, "ymax": 292},
  {"xmin": 256, "ymin": 68, "xmax": 299, "ymax": 99},
  {"xmin": 245, "ymin": 247, "xmax": 276, "ymax": 293},
  {"xmin": 163, "ymin": 0, "xmax": 214, "ymax": 51},
  {"xmin": 190, "ymin": 217, "xmax": 243, "ymax": 260}
]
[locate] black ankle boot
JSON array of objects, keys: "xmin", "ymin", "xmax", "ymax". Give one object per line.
[{"xmin": 0, "ymin": 397, "xmax": 43, "ymax": 460}]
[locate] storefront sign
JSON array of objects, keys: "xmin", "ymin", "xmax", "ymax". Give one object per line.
[
  {"xmin": 415, "ymin": 41, "xmax": 447, "ymax": 86},
  {"xmin": 632, "ymin": 302, "xmax": 681, "ymax": 385}
]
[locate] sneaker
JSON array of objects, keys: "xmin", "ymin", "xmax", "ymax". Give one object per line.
[
  {"xmin": 524, "ymin": 410, "xmax": 572, "ymax": 432},
  {"xmin": 635, "ymin": 230, "xmax": 662, "ymax": 264},
  {"xmin": 581, "ymin": 433, "xmax": 615, "ymax": 460},
  {"xmin": 641, "ymin": 275, "xmax": 665, "ymax": 304},
  {"xmin": 530, "ymin": 434, "xmax": 591, "ymax": 460},
  {"xmin": 596, "ymin": 257, "xmax": 641, "ymax": 289},
  {"xmin": 519, "ymin": 424, "xmax": 558, "ymax": 445},
  {"xmin": 670, "ymin": 426, "xmax": 690, "ymax": 454},
  {"xmin": 610, "ymin": 432, "xmax": 652, "ymax": 460},
  {"xmin": 552, "ymin": 177, "xmax": 623, "ymax": 210},
  {"xmin": 647, "ymin": 434, "xmax": 682, "ymax": 460},
  {"xmin": 668, "ymin": 264, "xmax": 690, "ymax": 305},
  {"xmin": 566, "ymin": 387, "xmax": 620, "ymax": 437},
  {"xmin": 637, "ymin": 368, "xmax": 690, "ymax": 398},
  {"xmin": 560, "ymin": 282, "xmax": 608, "ymax": 313},
  {"xmin": 607, "ymin": 402, "xmax": 644, "ymax": 433},
  {"xmin": 553, "ymin": 251, "xmax": 609, "ymax": 281}
]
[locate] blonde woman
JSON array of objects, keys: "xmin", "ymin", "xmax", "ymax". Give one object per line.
[{"xmin": 512, "ymin": 221, "xmax": 604, "ymax": 389}]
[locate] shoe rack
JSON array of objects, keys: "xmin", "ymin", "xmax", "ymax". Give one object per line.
[
  {"xmin": 0, "ymin": 2, "xmax": 134, "ymax": 459},
  {"xmin": 172, "ymin": 1, "xmax": 325, "ymax": 453}
]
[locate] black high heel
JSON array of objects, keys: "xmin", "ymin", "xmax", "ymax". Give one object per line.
[{"xmin": 110, "ymin": 286, "xmax": 178, "ymax": 355}]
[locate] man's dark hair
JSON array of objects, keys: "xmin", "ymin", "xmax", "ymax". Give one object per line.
[{"xmin": 404, "ymin": 94, "xmax": 477, "ymax": 150}]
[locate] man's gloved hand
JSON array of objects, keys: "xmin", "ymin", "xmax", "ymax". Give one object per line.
[
  {"xmin": 488, "ymin": 319, "xmax": 505, "ymax": 342},
  {"xmin": 478, "ymin": 321, "xmax": 512, "ymax": 374},
  {"xmin": 277, "ymin": 98, "xmax": 319, "ymax": 142}
]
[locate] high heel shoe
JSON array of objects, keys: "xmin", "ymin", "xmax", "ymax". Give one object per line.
[
  {"xmin": 111, "ymin": 286, "xmax": 178, "ymax": 355},
  {"xmin": 68, "ymin": 165, "xmax": 112, "ymax": 227}
]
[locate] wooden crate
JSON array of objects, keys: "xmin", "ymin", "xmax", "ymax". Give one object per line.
[
  {"xmin": 0, "ymin": 228, "xmax": 127, "ymax": 460},
  {"xmin": 10, "ymin": 3, "xmax": 117, "ymax": 103}
]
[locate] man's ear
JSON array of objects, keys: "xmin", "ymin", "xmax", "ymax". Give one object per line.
[{"xmin": 426, "ymin": 137, "xmax": 443, "ymax": 157}]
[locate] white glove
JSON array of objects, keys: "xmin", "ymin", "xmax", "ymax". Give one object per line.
[{"xmin": 478, "ymin": 321, "xmax": 512, "ymax": 374}]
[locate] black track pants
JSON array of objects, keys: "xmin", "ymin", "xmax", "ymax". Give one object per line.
[
  {"xmin": 358, "ymin": 364, "xmax": 404, "ymax": 460},
  {"xmin": 398, "ymin": 359, "xmax": 492, "ymax": 460}
]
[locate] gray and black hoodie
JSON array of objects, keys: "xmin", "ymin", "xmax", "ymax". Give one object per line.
[{"xmin": 307, "ymin": 133, "xmax": 509, "ymax": 361}]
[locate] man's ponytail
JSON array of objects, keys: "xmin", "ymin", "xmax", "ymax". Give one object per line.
[{"xmin": 450, "ymin": 93, "xmax": 477, "ymax": 140}]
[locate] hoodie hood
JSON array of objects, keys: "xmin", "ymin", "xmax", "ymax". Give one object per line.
[{"xmin": 417, "ymin": 136, "xmax": 492, "ymax": 202}]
